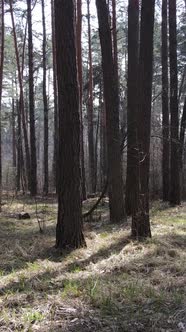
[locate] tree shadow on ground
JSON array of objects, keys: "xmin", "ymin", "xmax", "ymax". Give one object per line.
[{"xmin": 0, "ymin": 232, "xmax": 185, "ymax": 331}]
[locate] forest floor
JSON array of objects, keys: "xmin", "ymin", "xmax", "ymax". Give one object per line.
[{"xmin": 0, "ymin": 194, "xmax": 185, "ymax": 332}]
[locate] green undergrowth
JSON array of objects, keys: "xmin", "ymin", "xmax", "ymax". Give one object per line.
[{"xmin": 0, "ymin": 196, "xmax": 185, "ymax": 331}]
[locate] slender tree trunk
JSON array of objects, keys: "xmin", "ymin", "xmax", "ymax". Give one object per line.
[
  {"xmin": 54, "ymin": 0, "xmax": 86, "ymax": 249},
  {"xmin": 169, "ymin": 0, "xmax": 180, "ymax": 205},
  {"xmin": 76, "ymin": 0, "xmax": 87, "ymax": 200},
  {"xmin": 51, "ymin": 0, "xmax": 58, "ymax": 192},
  {"xmin": 12, "ymin": 98, "xmax": 16, "ymax": 168},
  {"xmin": 87, "ymin": 0, "xmax": 95, "ymax": 193},
  {"xmin": 161, "ymin": 0, "xmax": 169, "ymax": 202},
  {"xmin": 0, "ymin": 0, "xmax": 4, "ymax": 211},
  {"xmin": 180, "ymin": 97, "xmax": 186, "ymax": 169},
  {"xmin": 126, "ymin": 0, "xmax": 139, "ymax": 216},
  {"xmin": 96, "ymin": 0, "xmax": 125, "ymax": 223},
  {"xmin": 27, "ymin": 0, "xmax": 37, "ymax": 196},
  {"xmin": 132, "ymin": 0, "xmax": 155, "ymax": 238},
  {"xmin": 9, "ymin": 0, "xmax": 31, "ymax": 191},
  {"xmin": 42, "ymin": 0, "xmax": 49, "ymax": 195}
]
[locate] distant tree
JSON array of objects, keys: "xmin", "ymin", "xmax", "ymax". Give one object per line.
[
  {"xmin": 76, "ymin": 0, "xmax": 87, "ymax": 200},
  {"xmin": 87, "ymin": 0, "xmax": 95, "ymax": 193},
  {"xmin": 51, "ymin": 0, "xmax": 58, "ymax": 193},
  {"xmin": 41, "ymin": 0, "xmax": 49, "ymax": 195},
  {"xmin": 54, "ymin": 0, "xmax": 86, "ymax": 248},
  {"xmin": 161, "ymin": 0, "xmax": 169, "ymax": 201},
  {"xmin": 96, "ymin": 0, "xmax": 126, "ymax": 223},
  {"xmin": 10, "ymin": 0, "xmax": 30, "ymax": 191},
  {"xmin": 27, "ymin": 0, "xmax": 37, "ymax": 196},
  {"xmin": 0, "ymin": 0, "xmax": 4, "ymax": 211},
  {"xmin": 169, "ymin": 0, "xmax": 180, "ymax": 205}
]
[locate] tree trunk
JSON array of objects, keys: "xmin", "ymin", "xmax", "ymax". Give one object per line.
[
  {"xmin": 0, "ymin": 0, "xmax": 4, "ymax": 212},
  {"xmin": 125, "ymin": 0, "xmax": 139, "ymax": 216},
  {"xmin": 27, "ymin": 0, "xmax": 37, "ymax": 196},
  {"xmin": 180, "ymin": 97, "xmax": 186, "ymax": 169},
  {"xmin": 87, "ymin": 0, "xmax": 95, "ymax": 193},
  {"xmin": 54, "ymin": 0, "xmax": 86, "ymax": 249},
  {"xmin": 169, "ymin": 0, "xmax": 180, "ymax": 205},
  {"xmin": 12, "ymin": 98, "xmax": 16, "ymax": 168},
  {"xmin": 133, "ymin": 0, "xmax": 155, "ymax": 238},
  {"xmin": 76, "ymin": 0, "xmax": 87, "ymax": 201},
  {"xmin": 161, "ymin": 0, "xmax": 169, "ymax": 202},
  {"xmin": 42, "ymin": 0, "xmax": 49, "ymax": 195},
  {"xmin": 10, "ymin": 0, "xmax": 31, "ymax": 191},
  {"xmin": 96, "ymin": 0, "xmax": 125, "ymax": 223},
  {"xmin": 51, "ymin": 0, "xmax": 58, "ymax": 193}
]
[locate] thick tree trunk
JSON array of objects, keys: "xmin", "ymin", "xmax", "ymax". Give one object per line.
[
  {"xmin": 169, "ymin": 0, "xmax": 180, "ymax": 205},
  {"xmin": 133, "ymin": 0, "xmax": 155, "ymax": 238},
  {"xmin": 76, "ymin": 0, "xmax": 87, "ymax": 201},
  {"xmin": 96, "ymin": 0, "xmax": 125, "ymax": 223},
  {"xmin": 126, "ymin": 0, "xmax": 139, "ymax": 216},
  {"xmin": 27, "ymin": 0, "xmax": 37, "ymax": 196},
  {"xmin": 42, "ymin": 0, "xmax": 49, "ymax": 195},
  {"xmin": 54, "ymin": 0, "xmax": 86, "ymax": 249},
  {"xmin": 161, "ymin": 0, "xmax": 170, "ymax": 202}
]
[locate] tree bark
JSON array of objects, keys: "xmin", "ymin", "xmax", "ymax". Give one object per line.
[
  {"xmin": 133, "ymin": 0, "xmax": 155, "ymax": 238},
  {"xmin": 96, "ymin": 0, "xmax": 125, "ymax": 223},
  {"xmin": 169, "ymin": 0, "xmax": 180, "ymax": 205},
  {"xmin": 161, "ymin": 0, "xmax": 169, "ymax": 202},
  {"xmin": 125, "ymin": 0, "xmax": 139, "ymax": 216},
  {"xmin": 54, "ymin": 0, "xmax": 86, "ymax": 249}
]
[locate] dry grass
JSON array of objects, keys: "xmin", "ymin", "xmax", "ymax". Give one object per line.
[{"xmin": 0, "ymin": 195, "xmax": 185, "ymax": 331}]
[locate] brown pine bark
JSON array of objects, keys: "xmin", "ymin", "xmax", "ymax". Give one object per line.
[
  {"xmin": 125, "ymin": 0, "xmax": 139, "ymax": 216},
  {"xmin": 54, "ymin": 0, "xmax": 86, "ymax": 249},
  {"xmin": 96, "ymin": 0, "xmax": 125, "ymax": 223},
  {"xmin": 169, "ymin": 0, "xmax": 180, "ymax": 205},
  {"xmin": 76, "ymin": 0, "xmax": 87, "ymax": 200},
  {"xmin": 161, "ymin": 0, "xmax": 170, "ymax": 202},
  {"xmin": 42, "ymin": 0, "xmax": 49, "ymax": 195},
  {"xmin": 132, "ymin": 0, "xmax": 155, "ymax": 238},
  {"xmin": 27, "ymin": 0, "xmax": 37, "ymax": 196}
]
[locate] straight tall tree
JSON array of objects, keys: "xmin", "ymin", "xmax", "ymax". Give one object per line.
[
  {"xmin": 27, "ymin": 0, "xmax": 37, "ymax": 195},
  {"xmin": 169, "ymin": 0, "xmax": 180, "ymax": 205},
  {"xmin": 0, "ymin": 0, "xmax": 4, "ymax": 212},
  {"xmin": 125, "ymin": 0, "xmax": 139, "ymax": 216},
  {"xmin": 41, "ymin": 0, "xmax": 49, "ymax": 195},
  {"xmin": 87, "ymin": 0, "xmax": 95, "ymax": 193},
  {"xmin": 76, "ymin": 0, "xmax": 87, "ymax": 200},
  {"xmin": 96, "ymin": 0, "xmax": 125, "ymax": 223},
  {"xmin": 161, "ymin": 0, "xmax": 169, "ymax": 201},
  {"xmin": 51, "ymin": 0, "xmax": 58, "ymax": 193},
  {"xmin": 132, "ymin": 0, "xmax": 155, "ymax": 238},
  {"xmin": 54, "ymin": 0, "xmax": 86, "ymax": 249}
]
